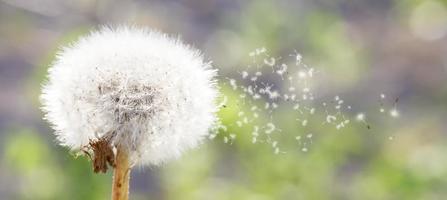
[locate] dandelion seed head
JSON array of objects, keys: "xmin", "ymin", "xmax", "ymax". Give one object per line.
[{"xmin": 40, "ymin": 26, "xmax": 218, "ymax": 166}]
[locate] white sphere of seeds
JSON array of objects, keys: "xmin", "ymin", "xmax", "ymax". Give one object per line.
[{"xmin": 41, "ymin": 26, "xmax": 218, "ymax": 166}]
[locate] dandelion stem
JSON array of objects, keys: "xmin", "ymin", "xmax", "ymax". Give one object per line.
[{"xmin": 112, "ymin": 146, "xmax": 131, "ymax": 200}]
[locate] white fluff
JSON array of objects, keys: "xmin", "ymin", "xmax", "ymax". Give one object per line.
[{"xmin": 40, "ymin": 26, "xmax": 218, "ymax": 166}]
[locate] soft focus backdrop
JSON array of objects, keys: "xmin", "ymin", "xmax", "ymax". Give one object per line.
[{"xmin": 1, "ymin": 0, "xmax": 447, "ymax": 199}]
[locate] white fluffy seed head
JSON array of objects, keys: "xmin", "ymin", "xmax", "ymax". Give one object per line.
[{"xmin": 40, "ymin": 26, "xmax": 218, "ymax": 166}]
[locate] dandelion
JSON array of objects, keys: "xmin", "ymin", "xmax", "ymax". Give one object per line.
[{"xmin": 40, "ymin": 26, "xmax": 217, "ymax": 200}]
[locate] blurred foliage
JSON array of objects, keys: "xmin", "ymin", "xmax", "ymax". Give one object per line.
[
  {"xmin": 2, "ymin": 128, "xmax": 110, "ymax": 200},
  {"xmin": 1, "ymin": 0, "xmax": 447, "ymax": 199}
]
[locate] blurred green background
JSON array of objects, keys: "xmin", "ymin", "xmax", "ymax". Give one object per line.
[{"xmin": 1, "ymin": 0, "xmax": 447, "ymax": 199}]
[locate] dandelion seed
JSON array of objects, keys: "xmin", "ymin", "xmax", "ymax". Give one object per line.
[
  {"xmin": 256, "ymin": 47, "xmax": 266, "ymax": 54},
  {"xmin": 209, "ymin": 134, "xmax": 217, "ymax": 139},
  {"xmin": 225, "ymin": 47, "xmax": 394, "ymax": 159},
  {"xmin": 390, "ymin": 109, "xmax": 399, "ymax": 118},
  {"xmin": 302, "ymin": 119, "xmax": 308, "ymax": 127},
  {"xmin": 265, "ymin": 123, "xmax": 275, "ymax": 134},
  {"xmin": 224, "ymin": 136, "xmax": 229, "ymax": 143},
  {"xmin": 290, "ymin": 94, "xmax": 296, "ymax": 101},
  {"xmin": 243, "ymin": 117, "xmax": 249, "ymax": 124},
  {"xmin": 298, "ymin": 71, "xmax": 307, "ymax": 79},
  {"xmin": 241, "ymin": 71, "xmax": 249, "ymax": 79},
  {"xmin": 264, "ymin": 57, "xmax": 276, "ymax": 66},
  {"xmin": 252, "ymin": 137, "xmax": 257, "ymax": 144},
  {"xmin": 246, "ymin": 85, "xmax": 254, "ymax": 95},
  {"xmin": 276, "ymin": 64, "xmax": 288, "ymax": 76},
  {"xmin": 296, "ymin": 53, "xmax": 302, "ymax": 64},
  {"xmin": 265, "ymin": 102, "xmax": 270, "ymax": 109},
  {"xmin": 380, "ymin": 108, "xmax": 385, "ymax": 113},
  {"xmin": 218, "ymin": 96, "xmax": 228, "ymax": 108},
  {"xmin": 326, "ymin": 115, "xmax": 336, "ymax": 123},
  {"xmin": 229, "ymin": 79, "xmax": 238, "ymax": 90},
  {"xmin": 252, "ymin": 126, "xmax": 259, "ymax": 133},
  {"xmin": 274, "ymin": 147, "xmax": 280, "ymax": 154},
  {"xmin": 356, "ymin": 113, "xmax": 365, "ymax": 121},
  {"xmin": 306, "ymin": 133, "xmax": 313, "ymax": 138},
  {"xmin": 269, "ymin": 90, "xmax": 280, "ymax": 100},
  {"xmin": 308, "ymin": 68, "xmax": 314, "ymax": 77}
]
